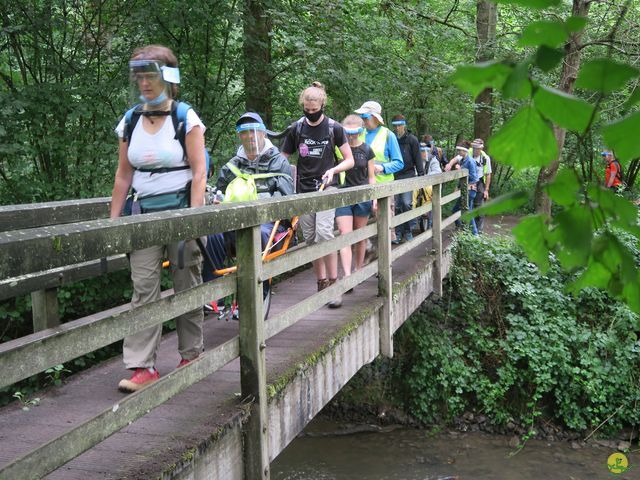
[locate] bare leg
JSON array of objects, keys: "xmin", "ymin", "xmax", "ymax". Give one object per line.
[
  {"xmin": 336, "ymin": 215, "xmax": 354, "ymax": 276},
  {"xmin": 353, "ymin": 215, "xmax": 369, "ymax": 270},
  {"xmin": 325, "ymin": 252, "xmax": 338, "ymax": 280},
  {"xmin": 313, "ymin": 258, "xmax": 326, "ymax": 280}
]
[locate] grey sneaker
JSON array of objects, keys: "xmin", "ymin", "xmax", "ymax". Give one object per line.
[{"xmin": 327, "ymin": 278, "xmax": 342, "ymax": 308}]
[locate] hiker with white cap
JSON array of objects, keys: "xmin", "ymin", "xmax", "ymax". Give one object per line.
[
  {"xmin": 448, "ymin": 140, "xmax": 479, "ymax": 235},
  {"xmin": 354, "ymin": 101, "xmax": 403, "ymax": 184},
  {"xmin": 470, "ymin": 138, "xmax": 492, "ymax": 234},
  {"xmin": 354, "ymin": 100, "xmax": 403, "ymax": 243}
]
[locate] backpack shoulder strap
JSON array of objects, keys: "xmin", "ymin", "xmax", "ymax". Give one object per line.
[
  {"xmin": 293, "ymin": 117, "xmax": 304, "ymax": 147},
  {"xmin": 172, "ymin": 101, "xmax": 192, "ymax": 152},
  {"xmin": 124, "ymin": 104, "xmax": 142, "ymax": 144}
]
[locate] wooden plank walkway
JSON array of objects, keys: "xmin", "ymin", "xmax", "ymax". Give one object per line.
[{"xmin": 0, "ymin": 228, "xmax": 462, "ymax": 479}]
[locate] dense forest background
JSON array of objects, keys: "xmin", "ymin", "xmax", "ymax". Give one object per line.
[{"xmin": 1, "ymin": 0, "xmax": 638, "ymax": 204}]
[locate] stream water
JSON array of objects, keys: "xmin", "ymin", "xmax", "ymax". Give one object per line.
[{"xmin": 272, "ymin": 419, "xmax": 637, "ymax": 480}]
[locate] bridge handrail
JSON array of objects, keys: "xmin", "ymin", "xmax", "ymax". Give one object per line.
[
  {"xmin": 0, "ymin": 170, "xmax": 468, "ymax": 479},
  {"xmin": 0, "ymin": 196, "xmax": 112, "ymax": 232}
]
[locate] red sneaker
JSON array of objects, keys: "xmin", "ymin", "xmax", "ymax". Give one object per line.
[
  {"xmin": 177, "ymin": 355, "xmax": 199, "ymax": 368},
  {"xmin": 118, "ymin": 368, "xmax": 159, "ymax": 393}
]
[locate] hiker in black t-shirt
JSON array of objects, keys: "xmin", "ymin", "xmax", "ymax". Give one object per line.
[
  {"xmin": 281, "ymin": 81, "xmax": 354, "ymax": 308},
  {"xmin": 335, "ymin": 114, "xmax": 376, "ymax": 290}
]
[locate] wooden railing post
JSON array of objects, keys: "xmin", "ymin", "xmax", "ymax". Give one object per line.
[
  {"xmin": 431, "ymin": 184, "xmax": 443, "ymax": 297},
  {"xmin": 236, "ymin": 225, "xmax": 270, "ymax": 480},
  {"xmin": 31, "ymin": 288, "xmax": 60, "ymax": 332},
  {"xmin": 376, "ymin": 196, "xmax": 393, "ymax": 358}
]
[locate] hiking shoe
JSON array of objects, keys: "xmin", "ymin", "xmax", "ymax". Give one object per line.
[
  {"xmin": 327, "ymin": 278, "xmax": 342, "ymax": 309},
  {"xmin": 317, "ymin": 278, "xmax": 330, "ymax": 292},
  {"xmin": 118, "ymin": 368, "xmax": 159, "ymax": 393},
  {"xmin": 177, "ymin": 356, "xmax": 198, "ymax": 368},
  {"xmin": 405, "ymin": 232, "xmax": 414, "ymax": 242}
]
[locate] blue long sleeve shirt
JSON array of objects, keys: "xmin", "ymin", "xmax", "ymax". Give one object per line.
[
  {"xmin": 460, "ymin": 154, "xmax": 480, "ymax": 184},
  {"xmin": 364, "ymin": 126, "xmax": 404, "ymax": 175}
]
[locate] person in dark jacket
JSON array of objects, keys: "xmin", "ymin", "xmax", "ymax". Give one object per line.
[
  {"xmin": 202, "ymin": 112, "xmax": 294, "ymax": 283},
  {"xmin": 391, "ymin": 114, "xmax": 424, "ymax": 243}
]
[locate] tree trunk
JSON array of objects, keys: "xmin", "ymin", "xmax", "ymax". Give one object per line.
[
  {"xmin": 534, "ymin": 0, "xmax": 591, "ymax": 215},
  {"xmin": 243, "ymin": 0, "xmax": 272, "ymax": 127},
  {"xmin": 473, "ymin": 0, "xmax": 497, "ymax": 142}
]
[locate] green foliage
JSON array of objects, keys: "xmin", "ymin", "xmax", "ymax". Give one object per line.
[
  {"xmin": 450, "ymin": 1, "xmax": 640, "ymax": 313},
  {"xmin": 396, "ymin": 234, "xmax": 640, "ymax": 434},
  {"xmin": 489, "ymin": 106, "xmax": 558, "ymax": 168},
  {"xmin": 518, "ymin": 21, "xmax": 568, "ymax": 48},
  {"xmin": 533, "ymin": 86, "xmax": 595, "ymax": 134},
  {"xmin": 575, "ymin": 59, "xmax": 639, "ymax": 95}
]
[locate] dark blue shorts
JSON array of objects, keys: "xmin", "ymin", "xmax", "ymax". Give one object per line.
[{"xmin": 335, "ymin": 201, "xmax": 372, "ymax": 218}]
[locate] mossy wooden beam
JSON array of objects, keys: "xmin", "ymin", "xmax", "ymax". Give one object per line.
[
  {"xmin": 265, "ymin": 262, "xmax": 377, "ymax": 339},
  {"xmin": 0, "ymin": 337, "xmax": 239, "ymax": 480},
  {"xmin": 377, "ymin": 196, "xmax": 393, "ymax": 358},
  {"xmin": 236, "ymin": 226, "xmax": 270, "ymax": 480},
  {"xmin": 0, "ymin": 275, "xmax": 236, "ymax": 389},
  {"xmin": 432, "ymin": 184, "xmax": 443, "ymax": 297},
  {"xmin": 0, "ymin": 197, "xmax": 111, "ymax": 232},
  {"xmin": 0, "ymin": 171, "xmax": 465, "ymax": 279},
  {"xmin": 0, "ymin": 255, "xmax": 129, "ymax": 301},
  {"xmin": 261, "ymin": 223, "xmax": 377, "ymax": 281}
]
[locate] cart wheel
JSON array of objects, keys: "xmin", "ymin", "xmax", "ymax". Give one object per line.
[
  {"xmin": 263, "ymin": 280, "xmax": 272, "ymax": 320},
  {"xmin": 418, "ymin": 215, "xmax": 427, "ymax": 233}
]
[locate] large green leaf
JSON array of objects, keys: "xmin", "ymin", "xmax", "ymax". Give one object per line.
[
  {"xmin": 450, "ymin": 62, "xmax": 513, "ymax": 98},
  {"xmin": 503, "ymin": 61, "xmax": 533, "ymax": 99},
  {"xmin": 552, "ymin": 206, "xmax": 593, "ymax": 270},
  {"xmin": 601, "ymin": 110, "xmax": 640, "ymax": 162},
  {"xmin": 463, "ymin": 190, "xmax": 529, "ymax": 219},
  {"xmin": 623, "ymin": 86, "xmax": 640, "ymax": 111},
  {"xmin": 565, "ymin": 16, "xmax": 588, "ymax": 33},
  {"xmin": 575, "ymin": 59, "xmax": 639, "ymax": 94},
  {"xmin": 493, "ymin": 0, "xmax": 560, "ymax": 8},
  {"xmin": 544, "ymin": 169, "xmax": 580, "ymax": 206},
  {"xmin": 513, "ymin": 214, "xmax": 550, "ymax": 273},
  {"xmin": 488, "ymin": 106, "xmax": 558, "ymax": 168},
  {"xmin": 534, "ymin": 46, "xmax": 564, "ymax": 72},
  {"xmin": 533, "ymin": 86, "xmax": 595, "ymax": 133},
  {"xmin": 587, "ymin": 185, "xmax": 638, "ymax": 228},
  {"xmin": 519, "ymin": 20, "xmax": 568, "ymax": 48},
  {"xmin": 569, "ymin": 260, "xmax": 611, "ymax": 292}
]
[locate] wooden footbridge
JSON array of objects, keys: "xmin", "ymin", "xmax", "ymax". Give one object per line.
[{"xmin": 0, "ymin": 170, "xmax": 466, "ymax": 479}]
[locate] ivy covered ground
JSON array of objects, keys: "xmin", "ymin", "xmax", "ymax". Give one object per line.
[{"xmin": 330, "ymin": 231, "xmax": 640, "ymax": 442}]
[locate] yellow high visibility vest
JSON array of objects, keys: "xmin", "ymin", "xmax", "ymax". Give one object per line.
[{"xmin": 361, "ymin": 127, "xmax": 394, "ymax": 183}]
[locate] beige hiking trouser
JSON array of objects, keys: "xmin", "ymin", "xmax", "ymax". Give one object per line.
[{"xmin": 124, "ymin": 240, "xmax": 204, "ymax": 369}]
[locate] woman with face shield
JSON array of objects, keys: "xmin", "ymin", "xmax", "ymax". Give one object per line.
[{"xmin": 110, "ymin": 45, "xmax": 207, "ymax": 393}]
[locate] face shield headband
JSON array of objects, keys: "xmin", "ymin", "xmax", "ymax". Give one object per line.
[
  {"xmin": 391, "ymin": 120, "xmax": 406, "ymax": 126},
  {"xmin": 344, "ymin": 127, "xmax": 364, "ymax": 135},
  {"xmin": 129, "ymin": 60, "xmax": 180, "ymax": 106}
]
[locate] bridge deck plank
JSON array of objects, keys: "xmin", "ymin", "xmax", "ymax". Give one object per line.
[{"xmin": 0, "ymin": 233, "xmax": 455, "ymax": 479}]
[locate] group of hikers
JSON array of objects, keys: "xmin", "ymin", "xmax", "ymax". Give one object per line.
[{"xmin": 109, "ymin": 44, "xmax": 493, "ymax": 393}]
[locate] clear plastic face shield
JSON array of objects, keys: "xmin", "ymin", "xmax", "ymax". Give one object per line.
[
  {"xmin": 419, "ymin": 142, "xmax": 428, "ymax": 160},
  {"xmin": 344, "ymin": 126, "xmax": 364, "ymax": 147},
  {"xmin": 236, "ymin": 122, "xmax": 266, "ymax": 159},
  {"xmin": 391, "ymin": 119, "xmax": 406, "ymax": 135},
  {"xmin": 129, "ymin": 59, "xmax": 180, "ymax": 107}
]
